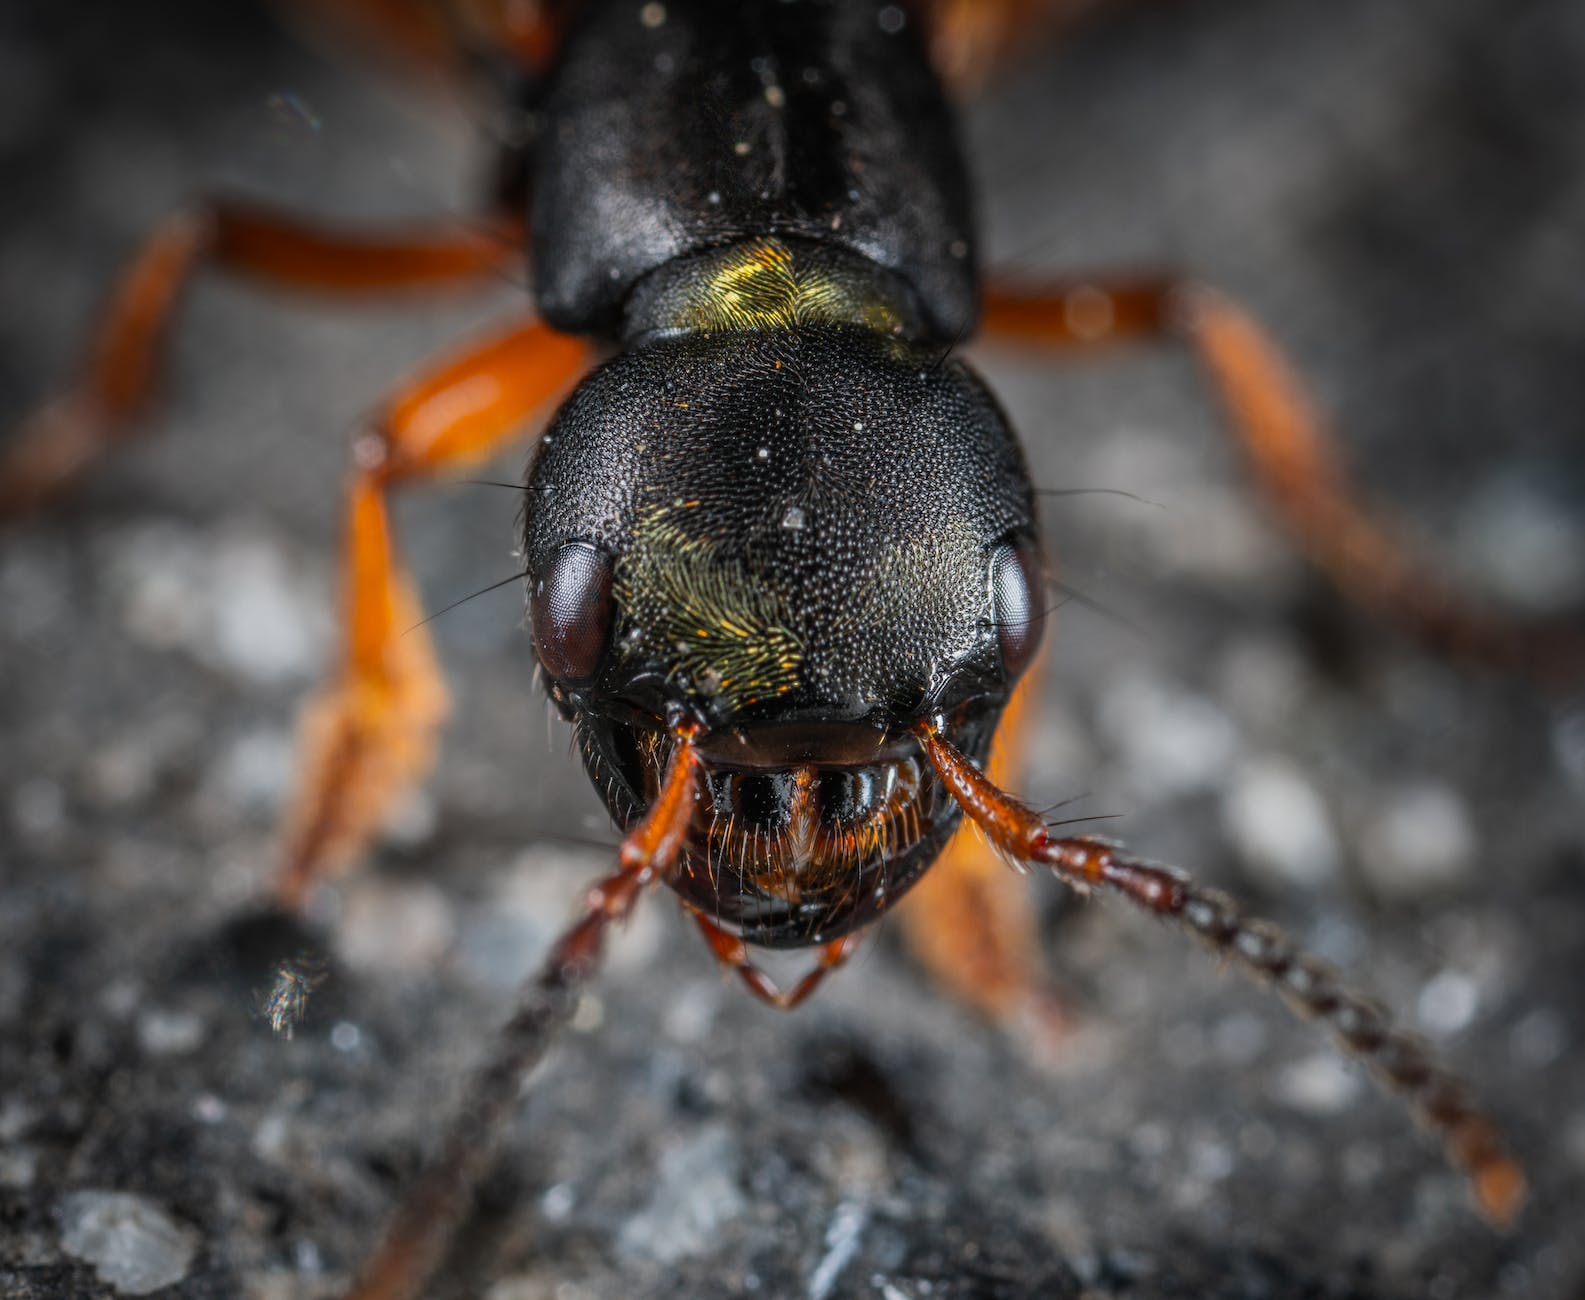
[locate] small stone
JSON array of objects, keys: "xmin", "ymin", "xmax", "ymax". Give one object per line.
[
  {"xmin": 617, "ymin": 1125, "xmax": 746, "ymax": 1263},
  {"xmin": 0, "ymin": 1100, "xmax": 36, "ymax": 1142},
  {"xmin": 1221, "ymin": 757, "xmax": 1340, "ymax": 889},
  {"xmin": 1509, "ymin": 1007, "xmax": 1566, "ymax": 1068},
  {"xmin": 571, "ymin": 992, "xmax": 604, "ymax": 1033},
  {"xmin": 1359, "ymin": 782, "xmax": 1476, "ymax": 899},
  {"xmin": 86, "ymin": 741, "xmax": 159, "ymax": 807},
  {"xmin": 334, "ymin": 879, "xmax": 455, "ymax": 974},
  {"xmin": 663, "ymin": 984, "xmax": 720, "ymax": 1044},
  {"xmin": 1186, "ymin": 1135, "xmax": 1234, "ymax": 1182},
  {"xmin": 1457, "ymin": 472, "xmax": 1585, "ymax": 613},
  {"xmin": 541, "ymin": 1182, "xmax": 576, "ymax": 1223},
  {"xmin": 136, "ymin": 1007, "xmax": 205, "ymax": 1057},
  {"xmin": 380, "ymin": 788, "xmax": 438, "ymax": 849},
  {"xmin": 0, "ymin": 1146, "xmax": 36, "ymax": 1188},
  {"xmin": 11, "ymin": 777, "xmax": 64, "ymax": 840},
  {"xmin": 1211, "ymin": 1011, "xmax": 1267, "ymax": 1066},
  {"xmin": 191, "ymin": 1094, "xmax": 226, "ymax": 1125},
  {"xmin": 209, "ymin": 728, "xmax": 293, "ymax": 814},
  {"xmin": 251, "ymin": 1113, "xmax": 291, "ymax": 1164},
  {"xmin": 1218, "ymin": 635, "xmax": 1307, "ymax": 724},
  {"xmin": 1552, "ymin": 706, "xmax": 1585, "ymax": 791},
  {"xmin": 111, "ymin": 522, "xmax": 207, "ymax": 652},
  {"xmin": 56, "ymin": 1191, "xmax": 199, "ymax": 1295},
  {"xmin": 1097, "ymin": 674, "xmax": 1240, "ymax": 799},
  {"xmin": 808, "ymin": 1200, "xmax": 868, "ymax": 1300},
  {"xmin": 1416, "ymin": 969, "xmax": 1479, "ymax": 1038},
  {"xmin": 293, "ymin": 1238, "xmax": 322, "ymax": 1274},
  {"xmin": 0, "ymin": 537, "xmax": 69, "ymax": 642},
  {"xmin": 780, "ymin": 505, "xmax": 806, "ymax": 531},
  {"xmin": 208, "ymin": 531, "xmax": 325, "ymax": 682},
  {"xmin": 1274, "ymin": 1052, "xmax": 1361, "ymax": 1115}
]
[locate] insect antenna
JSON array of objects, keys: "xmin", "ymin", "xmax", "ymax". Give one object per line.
[
  {"xmin": 403, "ymin": 569, "xmax": 529, "ymax": 635},
  {"xmin": 342, "ymin": 732, "xmax": 701, "ymax": 1300},
  {"xmin": 1034, "ymin": 486, "xmax": 1165, "ymax": 509},
  {"xmin": 1041, "ymin": 578, "xmax": 1146, "ymax": 641},
  {"xmin": 1041, "ymin": 812, "xmax": 1124, "ymax": 832},
  {"xmin": 926, "ymin": 321, "xmax": 970, "ymax": 374},
  {"xmin": 915, "ymin": 723, "xmax": 1526, "ymax": 1227}
]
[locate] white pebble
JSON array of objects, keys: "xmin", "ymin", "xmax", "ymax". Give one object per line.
[
  {"xmin": 379, "ymin": 788, "xmax": 438, "ymax": 849},
  {"xmin": 1274, "ymin": 1052, "xmax": 1361, "ymax": 1115},
  {"xmin": 541, "ymin": 1182, "xmax": 576, "ymax": 1223},
  {"xmin": 190, "ymin": 1094, "xmax": 227, "ymax": 1125},
  {"xmin": 136, "ymin": 1008, "xmax": 206, "ymax": 1057},
  {"xmin": 1186, "ymin": 1136, "xmax": 1234, "ymax": 1182},
  {"xmin": 1217, "ymin": 635, "xmax": 1307, "ymax": 724},
  {"xmin": 1509, "ymin": 1008, "xmax": 1566, "ymax": 1068},
  {"xmin": 207, "ymin": 532, "xmax": 324, "ymax": 683},
  {"xmin": 0, "ymin": 1101, "xmax": 36, "ymax": 1142},
  {"xmin": 1221, "ymin": 757, "xmax": 1340, "ymax": 889},
  {"xmin": 1416, "ymin": 969, "xmax": 1479, "ymax": 1038},
  {"xmin": 0, "ymin": 1147, "xmax": 36, "ymax": 1189},
  {"xmin": 111, "ymin": 523, "xmax": 207, "ymax": 652},
  {"xmin": 617, "ymin": 1126, "xmax": 746, "ymax": 1262},
  {"xmin": 210, "ymin": 728, "xmax": 293, "ymax": 814},
  {"xmin": 334, "ymin": 880, "xmax": 455, "ymax": 973},
  {"xmin": 1359, "ymin": 782, "xmax": 1476, "ymax": 899},
  {"xmin": 1552, "ymin": 707, "xmax": 1585, "ymax": 791},
  {"xmin": 1211, "ymin": 1011, "xmax": 1268, "ymax": 1066},
  {"xmin": 56, "ymin": 1191, "xmax": 199, "ymax": 1296},
  {"xmin": 107, "ymin": 522, "xmax": 329, "ymax": 683},
  {"xmin": 1458, "ymin": 473, "xmax": 1585, "ymax": 613},
  {"xmin": 1097, "ymin": 674, "xmax": 1240, "ymax": 799}
]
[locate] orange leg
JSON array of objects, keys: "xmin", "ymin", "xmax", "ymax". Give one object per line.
[
  {"xmin": 0, "ymin": 202, "xmax": 521, "ymax": 519},
  {"xmin": 911, "ymin": 0, "xmax": 1151, "ymax": 99},
  {"xmin": 691, "ymin": 912, "xmax": 860, "ymax": 1011},
  {"xmin": 279, "ymin": 0, "xmax": 572, "ymax": 86},
  {"xmin": 898, "ymin": 660, "xmax": 1050, "ymax": 1021},
  {"xmin": 277, "ymin": 318, "xmax": 589, "ymax": 908},
  {"xmin": 983, "ymin": 277, "xmax": 1583, "ymax": 683}
]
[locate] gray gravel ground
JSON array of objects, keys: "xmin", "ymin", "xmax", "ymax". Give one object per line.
[{"xmin": 3, "ymin": 1, "xmax": 1585, "ymax": 1297}]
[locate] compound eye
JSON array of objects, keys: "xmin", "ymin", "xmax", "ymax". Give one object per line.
[
  {"xmin": 530, "ymin": 542, "xmax": 615, "ymax": 685},
  {"xmin": 990, "ymin": 542, "xmax": 1045, "ymax": 680}
]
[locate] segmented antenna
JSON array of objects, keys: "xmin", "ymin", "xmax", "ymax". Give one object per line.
[{"xmin": 917, "ymin": 724, "xmax": 1525, "ymax": 1224}]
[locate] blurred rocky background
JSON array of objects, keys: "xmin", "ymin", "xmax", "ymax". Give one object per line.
[{"xmin": 1, "ymin": 0, "xmax": 1583, "ymax": 1296}]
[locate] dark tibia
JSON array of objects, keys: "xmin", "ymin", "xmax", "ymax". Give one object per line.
[
  {"xmin": 918, "ymin": 724, "xmax": 1525, "ymax": 1225},
  {"xmin": 343, "ymin": 735, "xmax": 701, "ymax": 1300}
]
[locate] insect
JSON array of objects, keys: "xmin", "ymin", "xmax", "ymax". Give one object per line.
[{"xmin": 6, "ymin": 1, "xmax": 1575, "ymax": 1297}]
